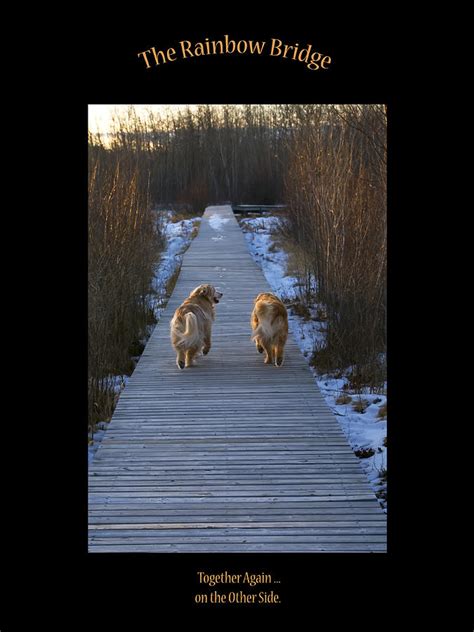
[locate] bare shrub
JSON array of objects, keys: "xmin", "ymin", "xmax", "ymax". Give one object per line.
[
  {"xmin": 283, "ymin": 105, "xmax": 387, "ymax": 387},
  {"xmin": 88, "ymin": 133, "xmax": 161, "ymax": 429}
]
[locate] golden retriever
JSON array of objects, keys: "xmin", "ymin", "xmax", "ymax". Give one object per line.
[
  {"xmin": 170, "ymin": 284, "xmax": 223, "ymax": 369},
  {"xmin": 251, "ymin": 292, "xmax": 288, "ymax": 366}
]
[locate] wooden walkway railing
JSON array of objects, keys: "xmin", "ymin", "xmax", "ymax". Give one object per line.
[{"xmin": 88, "ymin": 205, "xmax": 386, "ymax": 552}]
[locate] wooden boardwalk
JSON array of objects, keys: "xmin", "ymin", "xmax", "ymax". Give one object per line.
[{"xmin": 88, "ymin": 205, "xmax": 386, "ymax": 552}]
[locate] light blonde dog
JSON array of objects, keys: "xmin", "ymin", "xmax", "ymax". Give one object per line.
[
  {"xmin": 170, "ymin": 284, "xmax": 223, "ymax": 369},
  {"xmin": 251, "ymin": 292, "xmax": 288, "ymax": 366}
]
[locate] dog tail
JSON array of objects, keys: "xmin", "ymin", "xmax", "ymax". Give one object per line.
[
  {"xmin": 251, "ymin": 314, "xmax": 287, "ymax": 344},
  {"xmin": 175, "ymin": 312, "xmax": 200, "ymax": 349},
  {"xmin": 271, "ymin": 315, "xmax": 287, "ymax": 335},
  {"xmin": 251, "ymin": 321, "xmax": 273, "ymax": 343}
]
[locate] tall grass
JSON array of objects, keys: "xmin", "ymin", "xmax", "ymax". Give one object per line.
[
  {"xmin": 88, "ymin": 135, "xmax": 161, "ymax": 429},
  {"xmin": 282, "ymin": 105, "xmax": 387, "ymax": 387}
]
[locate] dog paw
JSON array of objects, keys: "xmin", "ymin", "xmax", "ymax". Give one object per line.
[
  {"xmin": 257, "ymin": 344, "xmax": 264, "ymax": 354},
  {"xmin": 177, "ymin": 360, "xmax": 185, "ymax": 370},
  {"xmin": 203, "ymin": 347, "xmax": 210, "ymax": 355},
  {"xmin": 275, "ymin": 357, "xmax": 284, "ymax": 366}
]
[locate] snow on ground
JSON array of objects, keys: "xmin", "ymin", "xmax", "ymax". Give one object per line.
[
  {"xmin": 150, "ymin": 214, "xmax": 201, "ymax": 321},
  {"xmin": 208, "ymin": 213, "xmax": 231, "ymax": 231},
  {"xmin": 88, "ymin": 376, "xmax": 127, "ymax": 464},
  {"xmin": 88, "ymin": 210, "xmax": 201, "ymax": 464},
  {"xmin": 88, "ymin": 423, "xmax": 107, "ymax": 463},
  {"xmin": 239, "ymin": 215, "xmax": 387, "ymax": 510}
]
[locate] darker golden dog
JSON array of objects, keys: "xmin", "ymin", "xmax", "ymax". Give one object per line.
[
  {"xmin": 251, "ymin": 292, "xmax": 288, "ymax": 366},
  {"xmin": 170, "ymin": 284, "xmax": 223, "ymax": 369}
]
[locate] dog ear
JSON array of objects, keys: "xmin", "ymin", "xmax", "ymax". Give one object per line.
[
  {"xmin": 190, "ymin": 285, "xmax": 204, "ymax": 298},
  {"xmin": 199, "ymin": 285, "xmax": 212, "ymax": 298}
]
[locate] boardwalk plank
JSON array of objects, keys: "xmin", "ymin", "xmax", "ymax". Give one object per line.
[{"xmin": 88, "ymin": 205, "xmax": 386, "ymax": 552}]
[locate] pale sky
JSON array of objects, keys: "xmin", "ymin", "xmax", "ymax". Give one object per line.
[
  {"xmin": 88, "ymin": 104, "xmax": 272, "ymax": 134},
  {"xmin": 88, "ymin": 104, "xmax": 196, "ymax": 134}
]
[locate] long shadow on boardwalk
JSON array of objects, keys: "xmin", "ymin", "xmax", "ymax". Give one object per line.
[{"xmin": 88, "ymin": 205, "xmax": 386, "ymax": 552}]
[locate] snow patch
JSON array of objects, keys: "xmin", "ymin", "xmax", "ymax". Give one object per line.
[
  {"xmin": 150, "ymin": 216, "xmax": 201, "ymax": 321},
  {"xmin": 209, "ymin": 214, "xmax": 231, "ymax": 231}
]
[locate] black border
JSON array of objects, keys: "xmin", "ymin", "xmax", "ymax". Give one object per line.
[
  {"xmin": 87, "ymin": 24, "xmax": 395, "ymax": 612},
  {"xmin": 9, "ymin": 20, "xmax": 430, "ymax": 628}
]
